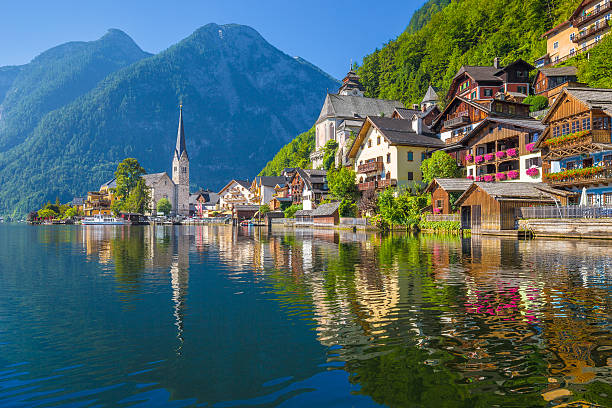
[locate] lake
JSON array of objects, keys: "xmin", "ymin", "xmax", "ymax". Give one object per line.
[{"xmin": 0, "ymin": 224, "xmax": 610, "ymax": 407}]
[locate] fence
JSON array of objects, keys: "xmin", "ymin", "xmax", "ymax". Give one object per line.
[
  {"xmin": 529, "ymin": 109, "xmax": 549, "ymax": 118},
  {"xmin": 425, "ymin": 214, "xmax": 460, "ymax": 222},
  {"xmin": 339, "ymin": 217, "xmax": 370, "ymax": 226},
  {"xmin": 519, "ymin": 205, "xmax": 612, "ymax": 219}
]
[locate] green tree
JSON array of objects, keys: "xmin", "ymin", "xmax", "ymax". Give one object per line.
[
  {"xmin": 284, "ymin": 203, "xmax": 302, "ymax": 218},
  {"xmin": 123, "ymin": 178, "xmax": 151, "ymax": 214},
  {"xmin": 522, "ymin": 95, "xmax": 549, "ymax": 112},
  {"xmin": 38, "ymin": 208, "xmax": 57, "ymax": 219},
  {"xmin": 322, "ymin": 140, "xmax": 338, "ymax": 171},
  {"xmin": 114, "ymin": 158, "xmax": 146, "ymax": 201},
  {"xmin": 157, "ymin": 197, "xmax": 172, "ymax": 216},
  {"xmin": 64, "ymin": 207, "xmax": 78, "ymax": 218},
  {"xmin": 260, "ymin": 127, "xmax": 315, "ymax": 176},
  {"xmin": 328, "ymin": 167, "xmax": 359, "ymax": 217},
  {"xmin": 259, "ymin": 204, "xmax": 270, "ymax": 215},
  {"xmin": 420, "ymin": 151, "xmax": 461, "ymax": 184}
]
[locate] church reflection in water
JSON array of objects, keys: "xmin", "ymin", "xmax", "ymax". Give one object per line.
[{"xmin": 79, "ymin": 225, "xmax": 612, "ymax": 407}]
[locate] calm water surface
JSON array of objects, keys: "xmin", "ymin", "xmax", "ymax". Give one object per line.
[{"xmin": 0, "ymin": 224, "xmax": 610, "ymax": 407}]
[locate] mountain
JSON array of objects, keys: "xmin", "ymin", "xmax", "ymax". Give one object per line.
[
  {"xmin": 0, "ymin": 29, "xmax": 151, "ymax": 151},
  {"xmin": 0, "ymin": 24, "xmax": 339, "ymax": 217}
]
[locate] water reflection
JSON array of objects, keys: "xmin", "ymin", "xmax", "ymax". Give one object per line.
[{"xmin": 0, "ymin": 225, "xmax": 610, "ymax": 407}]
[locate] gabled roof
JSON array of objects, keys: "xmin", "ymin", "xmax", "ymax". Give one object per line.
[
  {"xmin": 142, "ymin": 172, "xmax": 170, "ymax": 186},
  {"xmin": 311, "ymin": 201, "xmax": 341, "ymax": 217},
  {"xmin": 425, "ymin": 178, "xmax": 473, "ymax": 194},
  {"xmin": 190, "ymin": 189, "xmax": 220, "ymax": 205},
  {"xmin": 537, "ymin": 66, "xmax": 578, "ymax": 78},
  {"xmin": 542, "ymin": 87, "xmax": 612, "ymax": 124},
  {"xmin": 542, "ymin": 20, "xmax": 571, "ymax": 38},
  {"xmin": 316, "ymin": 94, "xmax": 404, "ymax": 124},
  {"xmin": 100, "ymin": 177, "xmax": 117, "ymax": 190},
  {"xmin": 431, "ymin": 96, "xmax": 492, "ymax": 130},
  {"xmin": 421, "ymin": 85, "xmax": 439, "ymax": 104},
  {"xmin": 453, "ymin": 65, "xmax": 501, "ymax": 83},
  {"xmin": 218, "ymin": 179, "xmax": 251, "ymax": 195},
  {"xmin": 292, "ymin": 168, "xmax": 328, "ymax": 192},
  {"xmin": 393, "ymin": 107, "xmax": 420, "ymax": 119},
  {"xmin": 456, "ymin": 182, "xmax": 574, "ymax": 206},
  {"xmin": 256, "ymin": 176, "xmax": 287, "ymax": 187},
  {"xmin": 455, "ymin": 117, "xmax": 545, "ymax": 147}
]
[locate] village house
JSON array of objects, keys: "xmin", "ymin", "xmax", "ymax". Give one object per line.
[
  {"xmin": 250, "ymin": 176, "xmax": 287, "ymax": 205},
  {"xmin": 348, "ymin": 116, "xmax": 445, "ymax": 191},
  {"xmin": 83, "ymin": 178, "xmax": 116, "ymax": 216},
  {"xmin": 456, "ymin": 182, "xmax": 574, "ymax": 233},
  {"xmin": 431, "ymin": 96, "xmax": 532, "ymax": 144},
  {"xmin": 446, "ymin": 58, "xmax": 534, "ymax": 102},
  {"xmin": 448, "ymin": 117, "xmax": 546, "ymax": 183},
  {"xmin": 218, "ymin": 179, "xmax": 254, "ymax": 210},
  {"xmin": 189, "ymin": 189, "xmax": 219, "ymax": 217},
  {"xmin": 269, "ymin": 196, "xmax": 292, "ymax": 211},
  {"xmin": 309, "ymin": 69, "xmax": 404, "ymax": 168},
  {"xmin": 536, "ymin": 0, "xmax": 611, "ymax": 67},
  {"xmin": 536, "ymin": 87, "xmax": 612, "ymax": 205},
  {"xmin": 289, "ymin": 169, "xmax": 328, "ymax": 209},
  {"xmin": 533, "ymin": 66, "xmax": 579, "ymax": 101},
  {"xmin": 425, "ymin": 178, "xmax": 473, "ymax": 215}
]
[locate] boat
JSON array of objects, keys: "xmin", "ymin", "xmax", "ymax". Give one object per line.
[{"xmin": 82, "ymin": 215, "xmax": 128, "ymax": 225}]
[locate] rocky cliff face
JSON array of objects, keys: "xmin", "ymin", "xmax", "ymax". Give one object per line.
[{"xmin": 0, "ymin": 24, "xmax": 339, "ymax": 217}]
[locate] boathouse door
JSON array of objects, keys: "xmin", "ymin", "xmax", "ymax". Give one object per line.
[
  {"xmin": 461, "ymin": 206, "xmax": 471, "ymax": 229},
  {"xmin": 471, "ymin": 205, "xmax": 481, "ymax": 233}
]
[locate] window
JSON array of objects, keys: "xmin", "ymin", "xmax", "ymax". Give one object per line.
[
  {"xmin": 407, "ymin": 151, "xmax": 414, "ymax": 161},
  {"xmin": 555, "ymin": 56, "xmax": 560, "ymax": 62},
  {"xmin": 468, "ymin": 168, "xmax": 473, "ymax": 176},
  {"xmin": 377, "ymin": 136, "xmax": 381, "ymax": 145},
  {"xmin": 525, "ymin": 157, "xmax": 541, "ymax": 168},
  {"xmin": 605, "ymin": 193, "xmax": 612, "ymax": 205},
  {"xmin": 571, "ymin": 120, "xmax": 578, "ymax": 133},
  {"xmin": 435, "ymin": 200, "xmax": 443, "ymax": 209},
  {"xmin": 368, "ymin": 140, "xmax": 372, "ymax": 148},
  {"xmin": 570, "ymin": 48, "xmax": 575, "ymax": 55},
  {"xmin": 471, "ymin": 91, "xmax": 477, "ymax": 99},
  {"xmin": 407, "ymin": 172, "xmax": 414, "ymax": 181},
  {"xmin": 553, "ymin": 126, "xmax": 560, "ymax": 138},
  {"xmin": 553, "ymin": 41, "xmax": 559, "ymax": 49},
  {"xmin": 174, "ymin": 166, "xmax": 177, "ymax": 172},
  {"xmin": 509, "ymin": 105, "xmax": 516, "ymax": 114},
  {"xmin": 595, "ymin": 35, "xmax": 602, "ymax": 43},
  {"xmin": 582, "ymin": 42, "xmax": 587, "ymax": 50},
  {"xmin": 387, "ymin": 153, "xmax": 391, "ymax": 163},
  {"xmin": 561, "ymin": 122, "xmax": 570, "ymax": 135},
  {"xmin": 566, "ymin": 161, "xmax": 576, "ymax": 170},
  {"xmin": 421, "ymin": 152, "xmax": 427, "ymax": 161},
  {"xmin": 484, "ymin": 89, "xmax": 493, "ymax": 97},
  {"xmin": 518, "ymin": 86, "xmax": 527, "ymax": 95},
  {"xmin": 583, "ymin": 118, "xmax": 591, "ymax": 130}
]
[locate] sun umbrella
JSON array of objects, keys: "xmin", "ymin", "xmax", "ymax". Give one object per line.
[{"xmin": 579, "ymin": 187, "xmax": 588, "ymax": 207}]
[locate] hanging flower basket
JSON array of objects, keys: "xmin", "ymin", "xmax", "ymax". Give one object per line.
[
  {"xmin": 525, "ymin": 143, "xmax": 535, "ymax": 152},
  {"xmin": 466, "ymin": 154, "xmax": 474, "ymax": 162},
  {"xmin": 496, "ymin": 151, "xmax": 506, "ymax": 159},
  {"xmin": 467, "ymin": 175, "xmax": 474, "ymax": 180},
  {"xmin": 506, "ymin": 148, "xmax": 518, "ymax": 157},
  {"xmin": 484, "ymin": 153, "xmax": 495, "ymax": 161},
  {"xmin": 507, "ymin": 170, "xmax": 520, "ymax": 179},
  {"xmin": 526, "ymin": 167, "xmax": 540, "ymax": 177},
  {"xmin": 496, "ymin": 172, "xmax": 507, "ymax": 180},
  {"xmin": 475, "ymin": 176, "xmax": 483, "ymax": 181},
  {"xmin": 483, "ymin": 174, "xmax": 495, "ymax": 182},
  {"xmin": 433, "ymin": 207, "xmax": 442, "ymax": 214},
  {"xmin": 475, "ymin": 155, "xmax": 484, "ymax": 164}
]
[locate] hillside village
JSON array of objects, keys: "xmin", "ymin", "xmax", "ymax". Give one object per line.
[{"xmin": 36, "ymin": 0, "xmax": 612, "ymax": 236}]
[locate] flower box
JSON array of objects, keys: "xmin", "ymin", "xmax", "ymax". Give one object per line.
[
  {"xmin": 525, "ymin": 143, "xmax": 535, "ymax": 152},
  {"xmin": 495, "ymin": 151, "xmax": 506, "ymax": 159},
  {"xmin": 433, "ymin": 207, "xmax": 441, "ymax": 214},
  {"xmin": 483, "ymin": 174, "xmax": 495, "ymax": 182},
  {"xmin": 475, "ymin": 176, "xmax": 483, "ymax": 181},
  {"xmin": 543, "ymin": 130, "xmax": 590, "ymax": 148},
  {"xmin": 507, "ymin": 170, "xmax": 519, "ymax": 179},
  {"xmin": 506, "ymin": 148, "xmax": 518, "ymax": 157},
  {"xmin": 467, "ymin": 175, "xmax": 474, "ymax": 180},
  {"xmin": 484, "ymin": 153, "xmax": 495, "ymax": 162},
  {"xmin": 526, "ymin": 167, "xmax": 540, "ymax": 177},
  {"xmin": 465, "ymin": 154, "xmax": 474, "ymax": 163},
  {"xmin": 496, "ymin": 172, "xmax": 507, "ymax": 180},
  {"xmin": 543, "ymin": 166, "xmax": 605, "ymax": 182},
  {"xmin": 475, "ymin": 155, "xmax": 484, "ymax": 164}
]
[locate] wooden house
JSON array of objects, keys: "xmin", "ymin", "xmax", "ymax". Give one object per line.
[
  {"xmin": 536, "ymin": 87, "xmax": 612, "ymax": 205},
  {"xmin": 425, "ymin": 179, "xmax": 473, "ymax": 214},
  {"xmin": 446, "ymin": 58, "xmax": 534, "ymax": 102},
  {"xmin": 533, "ymin": 66, "xmax": 579, "ymax": 99},
  {"xmin": 250, "ymin": 176, "xmax": 286, "ymax": 205},
  {"xmin": 456, "ymin": 182, "xmax": 574, "ymax": 233},
  {"xmin": 311, "ymin": 202, "xmax": 341, "ymax": 225},
  {"xmin": 269, "ymin": 197, "xmax": 292, "ymax": 211},
  {"xmin": 289, "ymin": 169, "xmax": 328, "ymax": 208},
  {"xmin": 218, "ymin": 180, "xmax": 253, "ymax": 210},
  {"xmin": 348, "ymin": 116, "xmax": 445, "ymax": 192}
]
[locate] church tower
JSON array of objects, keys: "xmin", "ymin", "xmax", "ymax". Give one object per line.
[{"xmin": 172, "ymin": 105, "xmax": 190, "ymax": 216}]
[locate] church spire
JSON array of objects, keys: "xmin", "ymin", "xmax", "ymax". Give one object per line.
[{"xmin": 175, "ymin": 104, "xmax": 188, "ymax": 159}]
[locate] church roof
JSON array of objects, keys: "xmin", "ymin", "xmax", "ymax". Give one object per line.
[
  {"xmin": 421, "ymin": 85, "xmax": 439, "ymax": 104},
  {"xmin": 142, "ymin": 172, "xmax": 170, "ymax": 186},
  {"xmin": 317, "ymin": 94, "xmax": 404, "ymax": 124},
  {"xmin": 175, "ymin": 106, "xmax": 188, "ymax": 159}
]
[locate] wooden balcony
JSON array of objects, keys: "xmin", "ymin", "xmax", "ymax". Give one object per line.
[
  {"xmin": 358, "ymin": 161, "xmax": 383, "ymax": 174},
  {"xmin": 444, "ymin": 113, "xmax": 470, "ymax": 129},
  {"xmin": 543, "ymin": 130, "xmax": 612, "ymax": 160},
  {"xmin": 545, "ymin": 166, "xmax": 612, "ymax": 187},
  {"xmin": 358, "ymin": 181, "xmax": 377, "ymax": 191},
  {"xmin": 357, "ymin": 179, "xmax": 397, "ymax": 191},
  {"xmin": 573, "ymin": 2, "xmax": 612, "ymax": 27},
  {"xmin": 377, "ymin": 179, "xmax": 397, "ymax": 189},
  {"xmin": 574, "ymin": 20, "xmax": 609, "ymax": 43}
]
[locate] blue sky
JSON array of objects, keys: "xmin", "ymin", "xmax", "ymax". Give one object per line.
[{"xmin": 0, "ymin": 0, "xmax": 425, "ymax": 79}]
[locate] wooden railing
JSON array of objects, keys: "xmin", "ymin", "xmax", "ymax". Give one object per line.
[
  {"xmin": 574, "ymin": 20, "xmax": 609, "ymax": 43},
  {"xmin": 444, "ymin": 113, "xmax": 470, "ymax": 129},
  {"xmin": 357, "ymin": 179, "xmax": 397, "ymax": 191},
  {"xmin": 377, "ymin": 179, "xmax": 397, "ymax": 189},
  {"xmin": 358, "ymin": 181, "xmax": 377, "ymax": 191},
  {"xmin": 357, "ymin": 161, "xmax": 383, "ymax": 174},
  {"xmin": 573, "ymin": 2, "xmax": 612, "ymax": 27}
]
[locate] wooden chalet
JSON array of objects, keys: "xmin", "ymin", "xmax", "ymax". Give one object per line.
[
  {"xmin": 536, "ymin": 87, "xmax": 612, "ymax": 205},
  {"xmin": 447, "ymin": 117, "xmax": 545, "ymax": 183},
  {"xmin": 311, "ymin": 202, "xmax": 340, "ymax": 225},
  {"xmin": 533, "ymin": 66, "xmax": 579, "ymax": 99},
  {"xmin": 456, "ymin": 182, "xmax": 574, "ymax": 233},
  {"xmin": 269, "ymin": 196, "xmax": 292, "ymax": 211},
  {"xmin": 447, "ymin": 58, "xmax": 534, "ymax": 102},
  {"xmin": 218, "ymin": 180, "xmax": 253, "ymax": 210},
  {"xmin": 289, "ymin": 169, "xmax": 328, "ymax": 206},
  {"xmin": 425, "ymin": 178, "xmax": 473, "ymax": 215}
]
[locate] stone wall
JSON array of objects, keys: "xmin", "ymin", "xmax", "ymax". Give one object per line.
[{"xmin": 519, "ymin": 218, "xmax": 612, "ymax": 239}]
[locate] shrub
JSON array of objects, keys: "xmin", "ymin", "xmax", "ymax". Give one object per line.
[{"xmin": 523, "ymin": 95, "xmax": 549, "ymax": 112}]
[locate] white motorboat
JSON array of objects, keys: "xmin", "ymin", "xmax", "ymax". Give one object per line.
[{"xmin": 81, "ymin": 215, "xmax": 127, "ymax": 225}]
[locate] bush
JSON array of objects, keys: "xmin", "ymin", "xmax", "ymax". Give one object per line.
[
  {"xmin": 522, "ymin": 95, "xmax": 548, "ymax": 112},
  {"xmin": 284, "ymin": 203, "xmax": 302, "ymax": 218},
  {"xmin": 419, "ymin": 220, "xmax": 461, "ymax": 232}
]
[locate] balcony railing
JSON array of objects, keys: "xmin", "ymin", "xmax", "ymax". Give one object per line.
[
  {"xmin": 358, "ymin": 181, "xmax": 377, "ymax": 191},
  {"xmin": 544, "ymin": 130, "xmax": 612, "ymax": 156},
  {"xmin": 357, "ymin": 161, "xmax": 383, "ymax": 174},
  {"xmin": 573, "ymin": 2, "xmax": 612, "ymax": 27},
  {"xmin": 357, "ymin": 179, "xmax": 397, "ymax": 191},
  {"xmin": 574, "ymin": 20, "xmax": 609, "ymax": 43},
  {"xmin": 444, "ymin": 112, "xmax": 470, "ymax": 129},
  {"xmin": 544, "ymin": 166, "xmax": 612, "ymax": 186},
  {"xmin": 377, "ymin": 179, "xmax": 397, "ymax": 189}
]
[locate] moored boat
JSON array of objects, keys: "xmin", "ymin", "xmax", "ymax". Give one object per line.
[{"xmin": 82, "ymin": 215, "xmax": 128, "ymax": 225}]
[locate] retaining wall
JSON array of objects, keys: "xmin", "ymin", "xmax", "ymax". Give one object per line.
[{"xmin": 519, "ymin": 218, "xmax": 612, "ymax": 239}]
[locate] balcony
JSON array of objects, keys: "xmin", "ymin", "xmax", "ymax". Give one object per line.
[
  {"xmin": 573, "ymin": 2, "xmax": 612, "ymax": 27},
  {"xmin": 542, "ymin": 129, "xmax": 612, "ymax": 160},
  {"xmin": 358, "ymin": 181, "xmax": 377, "ymax": 191},
  {"xmin": 357, "ymin": 161, "xmax": 383, "ymax": 174},
  {"xmin": 573, "ymin": 20, "xmax": 609, "ymax": 43},
  {"xmin": 377, "ymin": 179, "xmax": 397, "ymax": 189},
  {"xmin": 544, "ymin": 166, "xmax": 612, "ymax": 187},
  {"xmin": 357, "ymin": 179, "xmax": 397, "ymax": 191},
  {"xmin": 443, "ymin": 112, "xmax": 470, "ymax": 129}
]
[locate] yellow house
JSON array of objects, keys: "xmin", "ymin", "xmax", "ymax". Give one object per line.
[
  {"xmin": 348, "ymin": 116, "xmax": 445, "ymax": 192},
  {"xmin": 83, "ymin": 178, "xmax": 117, "ymax": 216}
]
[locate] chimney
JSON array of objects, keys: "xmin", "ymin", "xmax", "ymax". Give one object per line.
[{"xmin": 493, "ymin": 57, "xmax": 500, "ymax": 69}]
